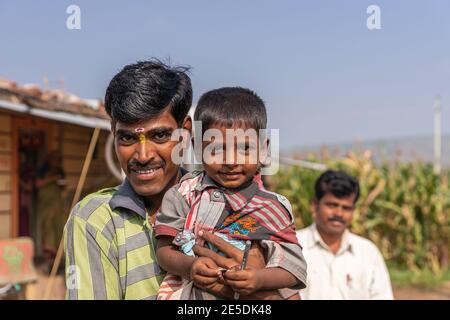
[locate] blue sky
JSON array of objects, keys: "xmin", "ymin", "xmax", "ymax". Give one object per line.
[{"xmin": 1, "ymin": 0, "xmax": 449, "ymax": 149}]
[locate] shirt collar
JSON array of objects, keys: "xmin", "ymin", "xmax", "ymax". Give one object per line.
[
  {"xmin": 194, "ymin": 172, "xmax": 260, "ymax": 211},
  {"xmin": 110, "ymin": 168, "xmax": 188, "ymax": 220},
  {"xmin": 309, "ymin": 223, "xmax": 354, "ymax": 254},
  {"xmin": 110, "ymin": 178, "xmax": 147, "ymax": 219}
]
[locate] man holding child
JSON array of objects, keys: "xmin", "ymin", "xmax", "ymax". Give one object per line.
[{"xmin": 63, "ymin": 60, "xmax": 306, "ymax": 300}]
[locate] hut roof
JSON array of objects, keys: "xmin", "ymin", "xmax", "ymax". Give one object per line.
[{"xmin": 0, "ymin": 78, "xmax": 110, "ymax": 130}]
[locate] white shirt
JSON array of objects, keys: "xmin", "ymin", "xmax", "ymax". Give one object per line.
[{"xmin": 297, "ymin": 224, "xmax": 393, "ymax": 300}]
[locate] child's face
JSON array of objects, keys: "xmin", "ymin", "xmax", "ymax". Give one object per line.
[{"xmin": 201, "ymin": 124, "xmax": 267, "ymax": 189}]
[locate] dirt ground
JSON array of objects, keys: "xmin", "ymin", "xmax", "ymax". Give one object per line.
[
  {"xmin": 22, "ymin": 258, "xmax": 66, "ymax": 300},
  {"xmin": 393, "ymin": 283, "xmax": 450, "ymax": 300}
]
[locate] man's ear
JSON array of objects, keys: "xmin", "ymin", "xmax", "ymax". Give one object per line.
[
  {"xmin": 311, "ymin": 198, "xmax": 318, "ymax": 219},
  {"xmin": 181, "ymin": 116, "xmax": 192, "ymax": 149},
  {"xmin": 182, "ymin": 115, "xmax": 192, "ymax": 133},
  {"xmin": 181, "ymin": 115, "xmax": 196, "ymax": 147}
]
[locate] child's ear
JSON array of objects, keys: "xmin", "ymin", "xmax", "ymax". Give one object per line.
[{"xmin": 259, "ymin": 138, "xmax": 270, "ymax": 166}]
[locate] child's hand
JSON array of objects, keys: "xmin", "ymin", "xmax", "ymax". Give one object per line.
[
  {"xmin": 190, "ymin": 256, "xmax": 219, "ymax": 284},
  {"xmin": 191, "ymin": 257, "xmax": 232, "ymax": 297},
  {"xmin": 223, "ymin": 267, "xmax": 264, "ymax": 296}
]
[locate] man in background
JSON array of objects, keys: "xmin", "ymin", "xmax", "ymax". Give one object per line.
[{"xmin": 296, "ymin": 170, "xmax": 393, "ymax": 299}]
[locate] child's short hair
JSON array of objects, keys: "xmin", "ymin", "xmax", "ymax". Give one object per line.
[{"xmin": 194, "ymin": 87, "xmax": 267, "ymax": 133}]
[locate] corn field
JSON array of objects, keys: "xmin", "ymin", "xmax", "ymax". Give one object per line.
[{"xmin": 268, "ymin": 150, "xmax": 450, "ymax": 274}]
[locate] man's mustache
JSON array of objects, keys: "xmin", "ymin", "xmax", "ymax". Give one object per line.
[
  {"xmin": 128, "ymin": 160, "xmax": 165, "ymax": 171},
  {"xmin": 328, "ymin": 216, "xmax": 346, "ymax": 224}
]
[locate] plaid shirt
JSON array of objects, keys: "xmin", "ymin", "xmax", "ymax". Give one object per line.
[{"xmin": 154, "ymin": 171, "xmax": 307, "ymax": 299}]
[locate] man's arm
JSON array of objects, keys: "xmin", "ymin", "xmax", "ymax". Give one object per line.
[{"xmin": 64, "ymin": 213, "xmax": 121, "ymax": 300}]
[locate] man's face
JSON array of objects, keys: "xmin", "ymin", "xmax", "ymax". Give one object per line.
[
  {"xmin": 201, "ymin": 125, "xmax": 265, "ymax": 189},
  {"xmin": 114, "ymin": 109, "xmax": 191, "ymax": 197},
  {"xmin": 312, "ymin": 192, "xmax": 356, "ymax": 236}
]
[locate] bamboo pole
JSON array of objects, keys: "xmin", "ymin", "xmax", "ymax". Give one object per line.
[{"xmin": 42, "ymin": 127, "xmax": 101, "ymax": 300}]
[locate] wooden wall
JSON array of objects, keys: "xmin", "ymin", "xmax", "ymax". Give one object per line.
[
  {"xmin": 59, "ymin": 123, "xmax": 121, "ymax": 216},
  {"xmin": 0, "ymin": 110, "xmax": 121, "ymax": 239},
  {"xmin": 0, "ymin": 111, "xmax": 12, "ymax": 239}
]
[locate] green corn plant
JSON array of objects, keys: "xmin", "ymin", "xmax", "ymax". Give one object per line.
[{"xmin": 268, "ymin": 150, "xmax": 450, "ymax": 275}]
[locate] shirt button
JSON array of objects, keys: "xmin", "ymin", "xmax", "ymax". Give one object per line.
[{"xmin": 212, "ymin": 190, "xmax": 222, "ymax": 200}]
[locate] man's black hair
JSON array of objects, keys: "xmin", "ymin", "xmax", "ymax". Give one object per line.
[
  {"xmin": 105, "ymin": 59, "xmax": 192, "ymax": 126},
  {"xmin": 194, "ymin": 87, "xmax": 267, "ymax": 132},
  {"xmin": 315, "ymin": 170, "xmax": 360, "ymax": 203}
]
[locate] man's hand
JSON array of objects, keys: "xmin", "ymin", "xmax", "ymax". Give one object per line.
[{"xmin": 193, "ymin": 231, "xmax": 266, "ymax": 270}]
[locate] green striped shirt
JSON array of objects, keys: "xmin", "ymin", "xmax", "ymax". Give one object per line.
[{"xmin": 63, "ymin": 179, "xmax": 165, "ymax": 300}]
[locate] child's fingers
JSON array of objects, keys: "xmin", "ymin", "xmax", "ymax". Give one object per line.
[
  {"xmin": 223, "ymin": 270, "xmax": 250, "ymax": 281},
  {"xmin": 196, "ymin": 267, "xmax": 220, "ymax": 277},
  {"xmin": 193, "ymin": 274, "xmax": 219, "ymax": 286},
  {"xmin": 202, "ymin": 257, "xmax": 219, "ymax": 270},
  {"xmin": 194, "ymin": 260, "xmax": 221, "ymax": 277}
]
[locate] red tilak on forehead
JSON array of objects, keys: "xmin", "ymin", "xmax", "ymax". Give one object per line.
[{"xmin": 135, "ymin": 127, "xmax": 145, "ymax": 133}]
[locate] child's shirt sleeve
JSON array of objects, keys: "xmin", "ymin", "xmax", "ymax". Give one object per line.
[
  {"xmin": 257, "ymin": 191, "xmax": 308, "ymax": 293},
  {"xmin": 260, "ymin": 239, "xmax": 307, "ymax": 291},
  {"xmin": 154, "ymin": 185, "xmax": 190, "ymax": 238}
]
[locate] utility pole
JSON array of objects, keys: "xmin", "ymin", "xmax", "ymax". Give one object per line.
[{"xmin": 434, "ymin": 96, "xmax": 442, "ymax": 175}]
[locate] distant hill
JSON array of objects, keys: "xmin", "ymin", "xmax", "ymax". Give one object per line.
[{"xmin": 285, "ymin": 134, "xmax": 450, "ymax": 167}]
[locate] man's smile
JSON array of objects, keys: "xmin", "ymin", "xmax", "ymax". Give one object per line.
[
  {"xmin": 128, "ymin": 161, "xmax": 165, "ymax": 181},
  {"xmin": 130, "ymin": 167, "xmax": 163, "ymax": 181}
]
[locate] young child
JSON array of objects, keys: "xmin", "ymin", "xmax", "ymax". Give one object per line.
[{"xmin": 154, "ymin": 87, "xmax": 307, "ymax": 299}]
